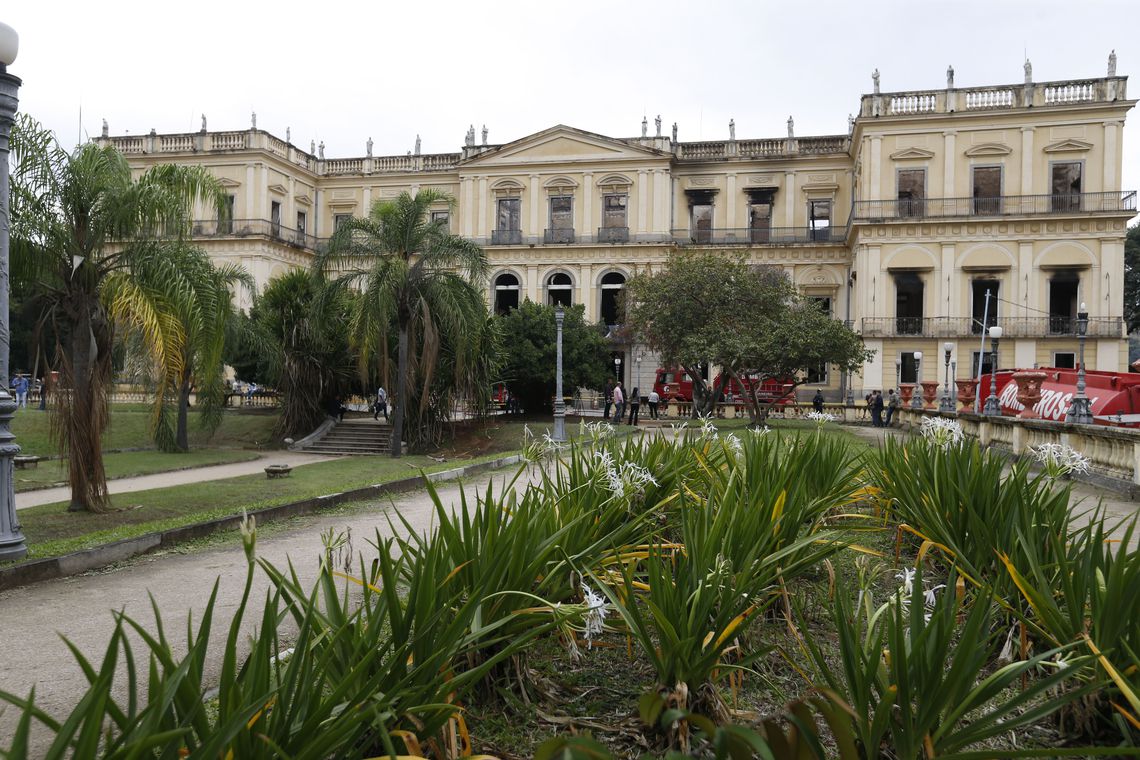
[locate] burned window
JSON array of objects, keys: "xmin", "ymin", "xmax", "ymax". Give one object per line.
[
  {"xmin": 897, "ymin": 169, "xmax": 926, "ymax": 217},
  {"xmin": 296, "ymin": 211, "xmax": 307, "ymax": 235},
  {"xmin": 747, "ymin": 188, "xmax": 774, "ymax": 243},
  {"xmin": 600, "ymin": 271, "xmax": 626, "ymax": 326},
  {"xmin": 971, "ymin": 350, "xmax": 996, "ymax": 378},
  {"xmin": 270, "ymin": 201, "xmax": 282, "ymax": 237},
  {"xmin": 806, "ymin": 362, "xmax": 829, "ymax": 384},
  {"xmin": 1053, "ymin": 352, "xmax": 1076, "ymax": 369},
  {"xmin": 1051, "ymin": 162, "xmax": 1082, "ymax": 211},
  {"xmin": 972, "ymin": 166, "xmax": 1002, "ymax": 214},
  {"xmin": 547, "ymin": 272, "xmax": 573, "ymax": 307},
  {"xmin": 808, "ymin": 200, "xmax": 832, "ymax": 240},
  {"xmin": 497, "ymin": 198, "xmax": 521, "ymax": 232},
  {"xmin": 549, "ymin": 196, "xmax": 573, "ymax": 231},
  {"xmin": 334, "ymin": 213, "xmax": 353, "ymax": 231},
  {"xmin": 1048, "ymin": 271, "xmax": 1080, "ymax": 333},
  {"xmin": 809, "ymin": 296, "xmax": 832, "ymax": 316},
  {"xmin": 894, "ymin": 272, "xmax": 924, "ymax": 335},
  {"xmin": 971, "ymin": 279, "xmax": 999, "ymax": 334},
  {"xmin": 603, "ymin": 194, "xmax": 627, "ymax": 229},
  {"xmin": 493, "ymin": 272, "xmax": 520, "ymax": 315},
  {"xmin": 686, "ymin": 189, "xmax": 717, "ymax": 243},
  {"xmin": 431, "ymin": 210, "xmax": 450, "ymax": 230},
  {"xmin": 900, "ymin": 351, "xmax": 919, "ymax": 384}
]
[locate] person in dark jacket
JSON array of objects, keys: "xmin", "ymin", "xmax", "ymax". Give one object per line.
[
  {"xmin": 603, "ymin": 379, "xmax": 614, "ymax": 421},
  {"xmin": 628, "ymin": 387, "xmax": 641, "ymax": 426},
  {"xmin": 328, "ymin": 395, "xmax": 347, "ymax": 422},
  {"xmin": 812, "ymin": 389, "xmax": 825, "ymax": 413},
  {"xmin": 870, "ymin": 390, "xmax": 885, "ymax": 427}
]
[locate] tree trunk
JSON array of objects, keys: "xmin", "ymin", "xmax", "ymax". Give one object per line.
[
  {"xmin": 391, "ymin": 322, "xmax": 409, "ymax": 458},
  {"xmin": 685, "ymin": 363, "xmax": 722, "ymax": 418},
  {"xmin": 176, "ymin": 367, "xmax": 192, "ymax": 452},
  {"xmin": 726, "ymin": 367, "xmax": 761, "ymax": 427},
  {"xmin": 64, "ymin": 302, "xmax": 111, "ymax": 512}
]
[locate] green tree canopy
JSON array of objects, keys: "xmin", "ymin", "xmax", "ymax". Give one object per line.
[
  {"xmin": 495, "ymin": 301, "xmax": 612, "ymax": 414},
  {"xmin": 10, "ymin": 115, "xmax": 226, "ymax": 512},
  {"xmin": 1125, "ymin": 223, "xmax": 1140, "ymax": 334},
  {"xmin": 624, "ymin": 251, "xmax": 873, "ymax": 422}
]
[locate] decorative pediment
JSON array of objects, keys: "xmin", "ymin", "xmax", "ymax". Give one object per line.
[
  {"xmin": 267, "ymin": 183, "xmax": 287, "ymax": 195},
  {"xmin": 490, "ymin": 178, "xmax": 525, "ymax": 195},
  {"xmin": 596, "ymin": 173, "xmax": 633, "ymax": 189},
  {"xmin": 963, "ymin": 142, "xmax": 1012, "ymax": 157},
  {"xmin": 889, "ymin": 147, "xmax": 935, "ymax": 161},
  {"xmin": 460, "ymin": 125, "xmax": 665, "ymax": 168},
  {"xmin": 543, "ymin": 175, "xmax": 579, "ymax": 192},
  {"xmin": 294, "ymin": 194, "xmax": 312, "ymax": 206},
  {"xmin": 686, "ymin": 176, "xmax": 717, "ymax": 188},
  {"xmin": 1043, "ymin": 139, "xmax": 1094, "ymax": 153},
  {"xmin": 801, "ymin": 182, "xmax": 840, "ymax": 194},
  {"xmin": 218, "ymin": 177, "xmax": 240, "ymax": 188},
  {"xmin": 745, "ymin": 174, "xmax": 775, "ymax": 185}
]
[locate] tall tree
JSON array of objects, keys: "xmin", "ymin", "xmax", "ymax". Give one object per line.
[
  {"xmin": 1124, "ymin": 223, "xmax": 1140, "ymax": 334},
  {"xmin": 9, "ymin": 116, "xmax": 225, "ymax": 512},
  {"xmin": 496, "ymin": 301, "xmax": 611, "ymax": 414},
  {"xmin": 315, "ymin": 190, "xmax": 490, "ymax": 456}
]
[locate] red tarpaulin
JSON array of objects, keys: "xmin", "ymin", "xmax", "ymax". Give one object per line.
[{"xmin": 976, "ymin": 368, "xmax": 1140, "ymax": 424}]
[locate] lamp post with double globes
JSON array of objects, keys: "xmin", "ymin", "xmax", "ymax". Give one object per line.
[
  {"xmin": 614, "ymin": 355, "xmax": 622, "ymax": 383},
  {"xmin": 0, "ymin": 22, "xmax": 26, "ymax": 561},
  {"xmin": 940, "ymin": 342, "xmax": 955, "ymax": 412},
  {"xmin": 553, "ymin": 305, "xmax": 566, "ymax": 442},
  {"xmin": 1066, "ymin": 302, "xmax": 1094, "ymax": 425},
  {"xmin": 910, "ymin": 351, "xmax": 924, "ymax": 409},
  {"xmin": 982, "ymin": 325, "xmax": 1004, "ymax": 416}
]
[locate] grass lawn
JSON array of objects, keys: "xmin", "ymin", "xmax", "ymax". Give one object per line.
[
  {"xmin": 10, "ymin": 405, "xmax": 281, "ymax": 458},
  {"xmin": 14, "ymin": 449, "xmax": 262, "ymax": 492}
]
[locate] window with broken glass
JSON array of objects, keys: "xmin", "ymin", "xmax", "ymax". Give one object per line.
[
  {"xmin": 808, "ymin": 199, "xmax": 832, "ymax": 240},
  {"xmin": 497, "ymin": 198, "xmax": 521, "ymax": 231},
  {"xmin": 431, "ymin": 210, "xmax": 450, "ymax": 230},
  {"xmin": 603, "ymin": 194, "xmax": 627, "ymax": 228},
  {"xmin": 896, "ymin": 169, "xmax": 926, "ymax": 218}
]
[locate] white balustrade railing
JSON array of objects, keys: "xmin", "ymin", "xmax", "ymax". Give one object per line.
[
  {"xmin": 888, "ymin": 92, "xmax": 938, "ymax": 114},
  {"xmin": 211, "ymin": 132, "xmax": 247, "ymax": 151},
  {"xmin": 158, "ymin": 135, "xmax": 194, "ymax": 152},
  {"xmin": 115, "ymin": 137, "xmax": 145, "ymax": 154},
  {"xmin": 372, "ymin": 155, "xmax": 415, "ymax": 173},
  {"xmin": 738, "ymin": 139, "xmax": 783, "ymax": 156},
  {"xmin": 964, "ymin": 87, "xmax": 1014, "ymax": 109},
  {"xmin": 1044, "ymin": 80, "xmax": 1096, "ymax": 104},
  {"xmin": 265, "ymin": 135, "xmax": 288, "ymax": 157},
  {"xmin": 325, "ymin": 158, "xmax": 365, "ymax": 175}
]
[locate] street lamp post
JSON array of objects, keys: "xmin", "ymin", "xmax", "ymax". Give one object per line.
[
  {"xmin": 939, "ymin": 342, "xmax": 955, "ymax": 412},
  {"xmin": 614, "ymin": 356, "xmax": 622, "ymax": 382},
  {"xmin": 552, "ymin": 306, "xmax": 566, "ymax": 441},
  {"xmin": 894, "ymin": 358, "xmax": 901, "ymax": 392},
  {"xmin": 1066, "ymin": 302, "xmax": 1093, "ymax": 425},
  {"xmin": 982, "ymin": 325, "xmax": 1004, "ymax": 416},
  {"xmin": 0, "ymin": 22, "xmax": 26, "ymax": 562},
  {"xmin": 910, "ymin": 351, "xmax": 924, "ymax": 409}
]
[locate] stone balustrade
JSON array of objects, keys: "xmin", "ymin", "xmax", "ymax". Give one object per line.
[
  {"xmin": 675, "ymin": 135, "xmax": 849, "ymax": 160},
  {"xmin": 860, "ymin": 76, "xmax": 1127, "ymax": 118},
  {"xmin": 895, "ymin": 407, "xmax": 1140, "ymax": 496}
]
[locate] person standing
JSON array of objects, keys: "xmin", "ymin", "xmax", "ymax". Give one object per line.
[
  {"xmin": 812, "ymin": 389, "xmax": 824, "ymax": 413},
  {"xmin": 885, "ymin": 388, "xmax": 900, "ymax": 427},
  {"xmin": 611, "ymin": 381, "xmax": 625, "ymax": 425},
  {"xmin": 871, "ymin": 390, "xmax": 885, "ymax": 428},
  {"xmin": 13, "ymin": 375, "xmax": 28, "ymax": 409},
  {"xmin": 328, "ymin": 394, "xmax": 347, "ymax": 422},
  {"xmin": 647, "ymin": 388, "xmax": 660, "ymax": 420},
  {"xmin": 373, "ymin": 386, "xmax": 388, "ymax": 421},
  {"xmin": 603, "ymin": 379, "xmax": 614, "ymax": 421},
  {"xmin": 628, "ymin": 387, "xmax": 641, "ymax": 426}
]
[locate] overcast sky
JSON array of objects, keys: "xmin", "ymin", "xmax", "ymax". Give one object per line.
[{"xmin": 6, "ymin": 0, "xmax": 1138, "ymax": 205}]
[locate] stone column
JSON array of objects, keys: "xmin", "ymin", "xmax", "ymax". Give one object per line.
[
  {"xmin": 869, "ymin": 136, "xmax": 882, "ymax": 201},
  {"xmin": 580, "ymin": 263, "xmax": 594, "ymax": 321},
  {"xmin": 636, "ymin": 170, "xmax": 648, "ymax": 236},
  {"xmin": 653, "ymin": 170, "xmax": 667, "ymax": 237},
  {"xmin": 527, "ymin": 265, "xmax": 538, "ymax": 303},
  {"xmin": 784, "ymin": 171, "xmax": 795, "ymax": 228},
  {"xmin": 529, "ymin": 175, "xmax": 540, "ymax": 240},
  {"xmin": 1104, "ymin": 121, "xmax": 1120, "ymax": 192},
  {"xmin": 582, "ymin": 172, "xmax": 593, "ymax": 239},
  {"xmin": 1020, "ymin": 127, "xmax": 1034, "ymax": 197},
  {"xmin": 725, "ymin": 173, "xmax": 737, "ymax": 231},
  {"xmin": 362, "ymin": 186, "xmax": 371, "ymax": 216},
  {"xmin": 942, "ymin": 130, "xmax": 956, "ymax": 197},
  {"xmin": 461, "ymin": 177, "xmax": 474, "ymax": 237},
  {"xmin": 477, "ymin": 176, "xmax": 488, "ymax": 238},
  {"xmin": 940, "ymin": 243, "xmax": 955, "ymax": 317},
  {"xmin": 244, "ymin": 164, "xmax": 255, "ymax": 220}
]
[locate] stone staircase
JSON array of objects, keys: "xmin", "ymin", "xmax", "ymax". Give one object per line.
[{"xmin": 301, "ymin": 417, "xmax": 392, "ymax": 456}]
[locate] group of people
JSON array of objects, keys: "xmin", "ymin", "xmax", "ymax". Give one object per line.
[
  {"xmin": 864, "ymin": 388, "xmax": 901, "ymax": 428},
  {"xmin": 602, "ymin": 380, "xmax": 661, "ymax": 426},
  {"xmin": 324, "ymin": 387, "xmax": 389, "ymax": 424}
]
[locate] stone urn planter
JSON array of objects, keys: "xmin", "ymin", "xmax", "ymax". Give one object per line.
[
  {"xmin": 920, "ymin": 381, "xmax": 941, "ymax": 409},
  {"xmin": 1012, "ymin": 370, "xmax": 1048, "ymax": 419},
  {"xmin": 898, "ymin": 384, "xmax": 916, "ymax": 406},
  {"xmin": 956, "ymin": 379, "xmax": 979, "ymax": 411},
  {"xmin": 264, "ymin": 464, "xmax": 293, "ymax": 479}
]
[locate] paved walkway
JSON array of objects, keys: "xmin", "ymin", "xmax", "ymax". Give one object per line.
[{"xmin": 15, "ymin": 452, "xmax": 338, "ymax": 510}]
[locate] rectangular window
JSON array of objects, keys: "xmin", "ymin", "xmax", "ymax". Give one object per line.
[
  {"xmin": 431, "ymin": 210, "xmax": 450, "ymax": 230},
  {"xmin": 549, "ymin": 196, "xmax": 573, "ymax": 230},
  {"xmin": 894, "ymin": 273, "xmax": 925, "ymax": 335},
  {"xmin": 1051, "ymin": 162, "xmax": 1082, "ymax": 211},
  {"xmin": 691, "ymin": 204, "xmax": 713, "ymax": 243},
  {"xmin": 972, "ymin": 166, "xmax": 1002, "ymax": 214},
  {"xmin": 1048, "ymin": 272, "xmax": 1080, "ymax": 333},
  {"xmin": 296, "ymin": 210, "xmax": 307, "ymax": 235},
  {"xmin": 603, "ymin": 194, "xmax": 627, "ymax": 228},
  {"xmin": 806, "ymin": 362, "xmax": 829, "ymax": 384},
  {"xmin": 809, "ymin": 296, "xmax": 832, "ymax": 316},
  {"xmin": 270, "ymin": 201, "xmax": 282, "ymax": 238},
  {"xmin": 971, "ymin": 279, "xmax": 999, "ymax": 334},
  {"xmin": 333, "ymin": 213, "xmax": 352, "ymax": 231},
  {"xmin": 220, "ymin": 195, "xmax": 235, "ymax": 234},
  {"xmin": 747, "ymin": 189, "xmax": 774, "ymax": 243},
  {"xmin": 900, "ymin": 352, "xmax": 919, "ymax": 384},
  {"xmin": 1053, "ymin": 352, "xmax": 1076, "ymax": 369},
  {"xmin": 808, "ymin": 199, "xmax": 832, "ymax": 240},
  {"xmin": 497, "ymin": 198, "xmax": 521, "ymax": 231},
  {"xmin": 897, "ymin": 169, "xmax": 926, "ymax": 218},
  {"xmin": 972, "ymin": 350, "xmax": 997, "ymax": 378}
]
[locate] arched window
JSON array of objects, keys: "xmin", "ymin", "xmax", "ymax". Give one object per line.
[
  {"xmin": 547, "ymin": 272, "xmax": 573, "ymax": 307},
  {"xmin": 600, "ymin": 272, "xmax": 626, "ymax": 326},
  {"xmin": 494, "ymin": 273, "xmax": 520, "ymax": 315}
]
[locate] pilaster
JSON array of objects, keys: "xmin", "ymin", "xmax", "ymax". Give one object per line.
[{"xmin": 1020, "ymin": 127, "xmax": 1034, "ymax": 194}]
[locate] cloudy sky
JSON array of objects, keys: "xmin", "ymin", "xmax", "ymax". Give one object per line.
[{"xmin": 5, "ymin": 0, "xmax": 1138, "ymax": 201}]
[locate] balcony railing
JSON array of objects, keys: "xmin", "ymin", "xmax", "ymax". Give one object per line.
[
  {"xmin": 190, "ymin": 218, "xmax": 327, "ymax": 251},
  {"xmin": 491, "ymin": 229, "xmax": 523, "ymax": 245},
  {"xmin": 670, "ymin": 226, "xmax": 847, "ymax": 245},
  {"xmin": 860, "ymin": 316, "xmax": 1123, "ymax": 339},
  {"xmin": 543, "ymin": 228, "xmax": 576, "ymax": 244},
  {"xmin": 596, "ymin": 226, "xmax": 630, "ymax": 243},
  {"xmin": 852, "ymin": 191, "xmax": 1136, "ymax": 222},
  {"xmin": 859, "ymin": 76, "xmax": 1127, "ymax": 118}
]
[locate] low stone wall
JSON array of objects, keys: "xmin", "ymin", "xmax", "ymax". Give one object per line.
[{"xmin": 895, "ymin": 407, "xmax": 1140, "ymax": 497}]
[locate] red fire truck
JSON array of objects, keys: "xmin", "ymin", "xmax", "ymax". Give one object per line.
[
  {"xmin": 652, "ymin": 368, "xmax": 795, "ymax": 407},
  {"xmin": 976, "ymin": 367, "xmax": 1140, "ymax": 425}
]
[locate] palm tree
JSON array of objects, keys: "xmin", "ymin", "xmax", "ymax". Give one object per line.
[
  {"xmin": 120, "ymin": 244, "xmax": 253, "ymax": 452},
  {"xmin": 315, "ymin": 190, "xmax": 489, "ymax": 456},
  {"xmin": 10, "ymin": 115, "xmax": 225, "ymax": 512}
]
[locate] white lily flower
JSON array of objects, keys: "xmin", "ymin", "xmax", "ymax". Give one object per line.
[
  {"xmin": 1030, "ymin": 442, "xmax": 1091, "ymax": 479},
  {"xmin": 920, "ymin": 417, "xmax": 964, "ymax": 450}
]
